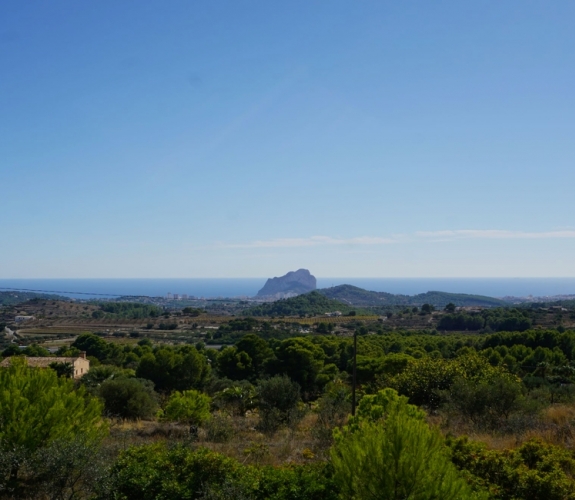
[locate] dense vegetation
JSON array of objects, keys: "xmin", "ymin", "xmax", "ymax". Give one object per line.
[
  {"xmin": 438, "ymin": 308, "xmax": 534, "ymax": 332},
  {"xmin": 243, "ymin": 291, "xmax": 361, "ymax": 317},
  {"xmin": 319, "ymin": 285, "xmax": 508, "ymax": 307},
  {"xmin": 4, "ymin": 299, "xmax": 575, "ymax": 498},
  {"xmin": 0, "ymin": 292, "xmax": 65, "ymax": 306},
  {"xmin": 91, "ymin": 302, "xmax": 163, "ymax": 319}
]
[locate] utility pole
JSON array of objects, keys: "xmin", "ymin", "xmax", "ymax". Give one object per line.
[{"xmin": 352, "ymin": 329, "xmax": 357, "ymax": 416}]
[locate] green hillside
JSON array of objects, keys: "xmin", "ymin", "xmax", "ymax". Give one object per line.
[
  {"xmin": 414, "ymin": 291, "xmax": 507, "ymax": 307},
  {"xmin": 243, "ymin": 291, "xmax": 358, "ymax": 317},
  {"xmin": 0, "ymin": 291, "xmax": 66, "ymax": 306},
  {"xmin": 319, "ymin": 284, "xmax": 507, "ymax": 308}
]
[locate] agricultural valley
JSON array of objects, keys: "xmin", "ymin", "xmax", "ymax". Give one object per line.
[{"xmin": 3, "ymin": 284, "xmax": 575, "ymax": 498}]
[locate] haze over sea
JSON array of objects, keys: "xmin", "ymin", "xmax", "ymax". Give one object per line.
[{"xmin": 1, "ymin": 278, "xmax": 575, "ymax": 300}]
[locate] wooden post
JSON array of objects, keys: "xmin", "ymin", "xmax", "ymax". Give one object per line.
[{"xmin": 352, "ymin": 330, "xmax": 357, "ymax": 416}]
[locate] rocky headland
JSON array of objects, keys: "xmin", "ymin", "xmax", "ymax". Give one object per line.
[{"xmin": 255, "ymin": 269, "xmax": 317, "ymax": 300}]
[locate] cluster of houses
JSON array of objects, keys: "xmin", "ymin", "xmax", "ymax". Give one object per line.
[
  {"xmin": 166, "ymin": 293, "xmax": 190, "ymax": 300},
  {"xmin": 324, "ymin": 311, "xmax": 342, "ymax": 317}
]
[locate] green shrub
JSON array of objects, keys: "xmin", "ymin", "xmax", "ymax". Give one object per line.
[
  {"xmin": 214, "ymin": 381, "xmax": 257, "ymax": 416},
  {"xmin": 312, "ymin": 380, "xmax": 351, "ymax": 448},
  {"xmin": 104, "ymin": 445, "xmax": 241, "ymax": 500},
  {"xmin": 204, "ymin": 413, "xmax": 234, "ymax": 443},
  {"xmin": 443, "ymin": 374, "xmax": 524, "ymax": 430},
  {"xmin": 161, "ymin": 389, "xmax": 211, "ymax": 426},
  {"xmin": 448, "ymin": 436, "xmax": 575, "ymax": 499},
  {"xmin": 103, "ymin": 444, "xmax": 338, "ymax": 500},
  {"xmin": 391, "ymin": 353, "xmax": 519, "ymax": 409},
  {"xmin": 257, "ymin": 375, "xmax": 303, "ymax": 434},
  {"xmin": 98, "ymin": 377, "xmax": 158, "ymax": 420},
  {"xmin": 251, "ymin": 462, "xmax": 338, "ymax": 500},
  {"xmin": 0, "ymin": 435, "xmax": 109, "ymax": 499}
]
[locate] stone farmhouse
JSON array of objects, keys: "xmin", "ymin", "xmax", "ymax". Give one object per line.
[{"xmin": 0, "ymin": 352, "xmax": 90, "ymax": 379}]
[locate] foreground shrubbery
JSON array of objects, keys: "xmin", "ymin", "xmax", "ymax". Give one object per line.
[
  {"xmin": 102, "ymin": 444, "xmax": 337, "ymax": 500},
  {"xmin": 449, "ymin": 437, "xmax": 575, "ymax": 499},
  {"xmin": 5, "ymin": 326, "xmax": 575, "ymax": 499}
]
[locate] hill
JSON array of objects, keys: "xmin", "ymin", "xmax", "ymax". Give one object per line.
[
  {"xmin": 318, "ymin": 285, "xmax": 507, "ymax": 308},
  {"xmin": 415, "ymin": 291, "xmax": 507, "ymax": 307},
  {"xmin": 0, "ymin": 291, "xmax": 67, "ymax": 307},
  {"xmin": 244, "ymin": 291, "xmax": 357, "ymax": 317}
]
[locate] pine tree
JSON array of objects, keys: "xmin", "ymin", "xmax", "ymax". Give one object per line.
[
  {"xmin": 331, "ymin": 388, "xmax": 486, "ymax": 500},
  {"xmin": 0, "ymin": 358, "xmax": 106, "ymax": 481}
]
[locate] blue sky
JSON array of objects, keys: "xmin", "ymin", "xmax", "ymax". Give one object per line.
[{"xmin": 1, "ymin": 1, "xmax": 574, "ymax": 278}]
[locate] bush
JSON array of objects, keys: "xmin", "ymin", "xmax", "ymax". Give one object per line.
[
  {"xmin": 98, "ymin": 377, "xmax": 158, "ymax": 419},
  {"xmin": 104, "ymin": 445, "xmax": 241, "ymax": 500},
  {"xmin": 443, "ymin": 374, "xmax": 524, "ymax": 430},
  {"xmin": 0, "ymin": 436, "xmax": 108, "ymax": 499},
  {"xmin": 161, "ymin": 389, "xmax": 211, "ymax": 426},
  {"xmin": 391, "ymin": 353, "xmax": 519, "ymax": 409},
  {"xmin": 312, "ymin": 380, "xmax": 351, "ymax": 448},
  {"xmin": 257, "ymin": 375, "xmax": 303, "ymax": 434},
  {"xmin": 213, "ymin": 381, "xmax": 257, "ymax": 417},
  {"xmin": 103, "ymin": 444, "xmax": 338, "ymax": 500},
  {"xmin": 204, "ymin": 413, "xmax": 234, "ymax": 443},
  {"xmin": 448, "ymin": 436, "xmax": 575, "ymax": 499}
]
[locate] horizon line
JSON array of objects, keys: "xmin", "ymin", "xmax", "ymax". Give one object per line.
[{"xmin": 2, "ymin": 277, "xmax": 575, "ymax": 280}]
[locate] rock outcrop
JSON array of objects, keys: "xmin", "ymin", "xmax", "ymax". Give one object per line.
[{"xmin": 256, "ymin": 269, "xmax": 316, "ymax": 299}]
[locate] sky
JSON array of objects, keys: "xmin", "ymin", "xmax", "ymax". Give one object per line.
[{"xmin": 1, "ymin": 1, "xmax": 574, "ymax": 278}]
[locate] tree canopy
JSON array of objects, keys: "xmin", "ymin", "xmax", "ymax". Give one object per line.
[{"xmin": 0, "ymin": 358, "xmax": 106, "ymax": 479}]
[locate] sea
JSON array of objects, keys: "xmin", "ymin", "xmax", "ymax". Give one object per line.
[{"xmin": 1, "ymin": 278, "xmax": 575, "ymax": 300}]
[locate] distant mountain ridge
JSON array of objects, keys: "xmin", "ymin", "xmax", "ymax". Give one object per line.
[
  {"xmin": 0, "ymin": 291, "xmax": 67, "ymax": 306},
  {"xmin": 243, "ymin": 284, "xmax": 507, "ymax": 318},
  {"xmin": 318, "ymin": 284, "xmax": 507, "ymax": 307},
  {"xmin": 256, "ymin": 269, "xmax": 316, "ymax": 299}
]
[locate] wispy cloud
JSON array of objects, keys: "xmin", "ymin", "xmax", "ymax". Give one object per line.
[
  {"xmin": 220, "ymin": 230, "xmax": 575, "ymax": 249},
  {"xmin": 416, "ymin": 230, "xmax": 575, "ymax": 240},
  {"xmin": 222, "ymin": 236, "xmax": 398, "ymax": 249}
]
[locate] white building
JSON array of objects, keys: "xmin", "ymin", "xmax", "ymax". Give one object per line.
[{"xmin": 15, "ymin": 315, "xmax": 35, "ymax": 323}]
